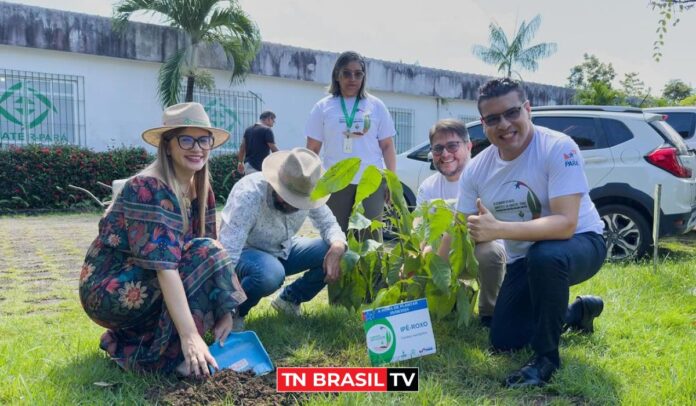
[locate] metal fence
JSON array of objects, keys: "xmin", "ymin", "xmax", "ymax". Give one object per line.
[
  {"xmin": 0, "ymin": 69, "xmax": 86, "ymax": 148},
  {"xmin": 184, "ymin": 88, "xmax": 261, "ymax": 153},
  {"xmin": 389, "ymin": 107, "xmax": 415, "ymax": 153}
]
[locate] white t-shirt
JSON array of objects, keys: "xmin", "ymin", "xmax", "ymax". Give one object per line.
[
  {"xmin": 416, "ymin": 172, "xmax": 459, "ymax": 207},
  {"xmin": 457, "ymin": 125, "xmax": 604, "ymax": 263},
  {"xmin": 305, "ymin": 94, "xmax": 396, "ymax": 183}
]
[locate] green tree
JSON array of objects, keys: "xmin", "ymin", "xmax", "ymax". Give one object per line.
[
  {"xmin": 619, "ymin": 72, "xmax": 651, "ymax": 107},
  {"xmin": 472, "ymin": 14, "xmax": 557, "ymax": 79},
  {"xmin": 679, "ymin": 94, "xmax": 696, "ymax": 106},
  {"xmin": 662, "ymin": 79, "xmax": 694, "ymax": 103},
  {"xmin": 114, "ymin": 0, "xmax": 261, "ymax": 107},
  {"xmin": 651, "ymin": 0, "xmax": 696, "ymax": 61},
  {"xmin": 567, "ymin": 54, "xmax": 616, "ymax": 89},
  {"xmin": 575, "ymin": 81, "xmax": 623, "ymax": 106}
]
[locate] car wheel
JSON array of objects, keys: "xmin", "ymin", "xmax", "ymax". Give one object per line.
[{"xmin": 597, "ymin": 204, "xmax": 651, "ymax": 260}]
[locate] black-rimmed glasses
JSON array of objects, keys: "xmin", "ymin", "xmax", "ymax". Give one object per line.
[
  {"xmin": 431, "ymin": 141, "xmax": 462, "ymax": 155},
  {"xmin": 481, "ymin": 101, "xmax": 528, "ymax": 126},
  {"xmin": 175, "ymin": 135, "xmax": 214, "ymax": 150}
]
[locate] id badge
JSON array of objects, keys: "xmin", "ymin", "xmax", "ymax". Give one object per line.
[{"xmin": 343, "ymin": 137, "xmax": 353, "ymax": 153}]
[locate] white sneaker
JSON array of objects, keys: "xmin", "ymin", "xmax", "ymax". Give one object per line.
[
  {"xmin": 271, "ymin": 295, "xmax": 301, "ymax": 317},
  {"xmin": 232, "ymin": 314, "xmax": 245, "ymax": 332}
]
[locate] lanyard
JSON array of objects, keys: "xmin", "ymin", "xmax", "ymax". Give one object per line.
[{"xmin": 340, "ymin": 96, "xmax": 360, "ymax": 131}]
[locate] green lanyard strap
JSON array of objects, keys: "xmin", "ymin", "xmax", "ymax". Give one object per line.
[{"xmin": 340, "ymin": 96, "xmax": 360, "ymax": 131}]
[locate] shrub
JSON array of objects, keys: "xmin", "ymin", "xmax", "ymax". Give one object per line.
[
  {"xmin": 0, "ymin": 145, "xmax": 152, "ymax": 211},
  {"xmin": 0, "ymin": 146, "xmax": 243, "ymax": 211},
  {"xmin": 208, "ymin": 153, "xmax": 242, "ymax": 205}
]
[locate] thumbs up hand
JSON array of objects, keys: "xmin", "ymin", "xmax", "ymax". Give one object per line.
[{"xmin": 467, "ymin": 198, "xmax": 498, "ymax": 242}]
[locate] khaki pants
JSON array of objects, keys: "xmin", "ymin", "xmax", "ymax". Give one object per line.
[
  {"xmin": 244, "ymin": 162, "xmax": 259, "ymax": 175},
  {"xmin": 475, "ymin": 241, "xmax": 506, "ymax": 317}
]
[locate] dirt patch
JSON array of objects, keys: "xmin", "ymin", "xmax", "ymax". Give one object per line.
[{"xmin": 147, "ymin": 370, "xmax": 303, "ymax": 405}]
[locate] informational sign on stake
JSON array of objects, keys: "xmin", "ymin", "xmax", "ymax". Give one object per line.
[{"xmin": 362, "ymin": 298, "xmax": 436, "ymax": 366}]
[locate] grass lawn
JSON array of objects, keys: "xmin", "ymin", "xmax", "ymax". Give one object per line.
[{"xmin": 0, "ymin": 213, "xmax": 695, "ymax": 404}]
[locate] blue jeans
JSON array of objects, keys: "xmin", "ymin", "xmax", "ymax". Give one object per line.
[
  {"xmin": 234, "ymin": 237, "xmax": 328, "ymax": 317},
  {"xmin": 490, "ymin": 232, "xmax": 607, "ymax": 361}
]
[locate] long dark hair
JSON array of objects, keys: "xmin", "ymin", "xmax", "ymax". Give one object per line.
[{"xmin": 328, "ymin": 51, "xmax": 367, "ymax": 99}]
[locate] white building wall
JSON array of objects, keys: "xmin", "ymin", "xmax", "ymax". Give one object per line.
[{"xmin": 4, "ymin": 44, "xmax": 482, "ymax": 154}]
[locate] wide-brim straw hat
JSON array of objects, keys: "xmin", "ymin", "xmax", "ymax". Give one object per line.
[
  {"xmin": 141, "ymin": 102, "xmax": 230, "ymax": 148},
  {"xmin": 262, "ymin": 147, "xmax": 329, "ymax": 210}
]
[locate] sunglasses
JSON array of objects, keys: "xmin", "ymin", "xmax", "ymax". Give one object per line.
[
  {"xmin": 430, "ymin": 141, "xmax": 462, "ymax": 155},
  {"xmin": 272, "ymin": 190, "xmax": 299, "ymax": 214},
  {"xmin": 175, "ymin": 135, "xmax": 214, "ymax": 150},
  {"xmin": 481, "ymin": 101, "xmax": 528, "ymax": 126},
  {"xmin": 340, "ymin": 70, "xmax": 365, "ymax": 80}
]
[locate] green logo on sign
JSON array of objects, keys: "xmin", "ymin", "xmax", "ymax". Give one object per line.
[
  {"xmin": 204, "ymin": 99, "xmax": 239, "ymax": 133},
  {"xmin": 0, "ymin": 82, "xmax": 58, "ymax": 129}
]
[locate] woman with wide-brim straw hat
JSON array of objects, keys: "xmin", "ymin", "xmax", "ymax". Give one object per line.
[{"xmin": 79, "ymin": 102, "xmax": 246, "ymax": 377}]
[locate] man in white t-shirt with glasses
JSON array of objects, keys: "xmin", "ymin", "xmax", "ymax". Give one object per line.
[
  {"xmin": 416, "ymin": 118, "xmax": 506, "ymax": 328},
  {"xmin": 457, "ymin": 78, "xmax": 607, "ymax": 388}
]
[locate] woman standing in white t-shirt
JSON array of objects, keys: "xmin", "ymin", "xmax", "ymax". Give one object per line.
[{"xmin": 305, "ymin": 51, "xmax": 397, "ymax": 239}]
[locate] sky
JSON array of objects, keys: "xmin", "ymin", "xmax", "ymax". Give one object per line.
[{"xmin": 12, "ymin": 0, "xmax": 696, "ymax": 96}]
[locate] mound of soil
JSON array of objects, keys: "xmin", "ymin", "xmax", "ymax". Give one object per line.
[{"xmin": 148, "ymin": 370, "xmax": 303, "ymax": 405}]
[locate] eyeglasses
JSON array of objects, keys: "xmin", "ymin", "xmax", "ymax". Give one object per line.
[
  {"xmin": 481, "ymin": 101, "xmax": 528, "ymax": 126},
  {"xmin": 431, "ymin": 141, "xmax": 462, "ymax": 155},
  {"xmin": 340, "ymin": 70, "xmax": 365, "ymax": 80},
  {"xmin": 175, "ymin": 135, "xmax": 214, "ymax": 150}
]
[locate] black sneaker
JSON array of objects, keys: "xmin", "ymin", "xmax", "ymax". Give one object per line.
[
  {"xmin": 564, "ymin": 295, "xmax": 604, "ymax": 333},
  {"xmin": 504, "ymin": 355, "xmax": 558, "ymax": 388}
]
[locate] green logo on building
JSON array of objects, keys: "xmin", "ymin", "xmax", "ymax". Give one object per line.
[
  {"xmin": 204, "ymin": 98, "xmax": 239, "ymax": 134},
  {"xmin": 0, "ymin": 82, "xmax": 57, "ymax": 129}
]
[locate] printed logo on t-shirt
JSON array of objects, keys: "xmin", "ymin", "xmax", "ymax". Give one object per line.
[
  {"xmin": 492, "ymin": 181, "xmax": 542, "ymax": 220},
  {"xmin": 563, "ymin": 149, "xmax": 580, "ymax": 167},
  {"xmin": 341, "ymin": 112, "xmax": 371, "ymax": 137}
]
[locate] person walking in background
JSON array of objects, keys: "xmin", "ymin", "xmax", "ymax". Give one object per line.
[
  {"xmin": 79, "ymin": 103, "xmax": 246, "ymax": 377},
  {"xmin": 305, "ymin": 51, "xmax": 397, "ymax": 240},
  {"xmin": 237, "ymin": 111, "xmax": 278, "ymax": 175}
]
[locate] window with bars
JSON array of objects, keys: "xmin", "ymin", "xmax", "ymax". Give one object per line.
[
  {"xmin": 0, "ymin": 69, "xmax": 86, "ymax": 147},
  {"xmin": 184, "ymin": 89, "xmax": 261, "ymax": 152},
  {"xmin": 388, "ymin": 107, "xmax": 415, "ymax": 153}
]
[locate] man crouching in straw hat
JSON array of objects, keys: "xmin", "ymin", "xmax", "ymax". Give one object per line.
[{"xmin": 219, "ymin": 147, "xmax": 347, "ymax": 329}]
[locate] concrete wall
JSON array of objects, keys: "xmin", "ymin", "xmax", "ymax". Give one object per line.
[{"xmin": 0, "ymin": 1, "xmax": 573, "ymax": 152}]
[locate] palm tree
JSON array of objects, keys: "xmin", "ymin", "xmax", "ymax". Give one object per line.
[
  {"xmin": 114, "ymin": 0, "xmax": 261, "ymax": 107},
  {"xmin": 472, "ymin": 14, "xmax": 557, "ymax": 79}
]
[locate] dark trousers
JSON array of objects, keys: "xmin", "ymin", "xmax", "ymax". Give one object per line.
[
  {"xmin": 326, "ymin": 181, "xmax": 386, "ymax": 241},
  {"xmin": 490, "ymin": 232, "xmax": 607, "ymax": 359}
]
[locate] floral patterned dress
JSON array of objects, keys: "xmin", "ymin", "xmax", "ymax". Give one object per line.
[{"xmin": 79, "ymin": 176, "xmax": 246, "ymax": 373}]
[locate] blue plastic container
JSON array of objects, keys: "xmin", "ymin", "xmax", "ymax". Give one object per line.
[{"xmin": 208, "ymin": 331, "xmax": 274, "ymax": 376}]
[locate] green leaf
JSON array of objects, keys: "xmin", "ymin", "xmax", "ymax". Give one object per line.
[
  {"xmin": 402, "ymin": 252, "xmax": 422, "ymax": 278},
  {"xmin": 426, "ymin": 252, "xmax": 451, "ymax": 292},
  {"xmin": 370, "ymin": 219, "xmax": 385, "ymax": 232},
  {"xmin": 348, "ymin": 211, "xmax": 371, "ymax": 231},
  {"xmin": 311, "ymin": 158, "xmax": 361, "ymax": 200},
  {"xmin": 425, "ymin": 282, "xmax": 456, "ymax": 320},
  {"xmin": 427, "ymin": 204, "xmax": 454, "ymax": 247},
  {"xmin": 354, "ymin": 165, "xmax": 383, "ymax": 209},
  {"xmin": 456, "ymin": 283, "xmax": 476, "ymax": 328},
  {"xmin": 385, "ymin": 252, "xmax": 404, "ymax": 285},
  {"xmin": 372, "ymin": 284, "xmax": 401, "ymax": 308},
  {"xmin": 382, "ymin": 169, "xmax": 411, "ymax": 234}
]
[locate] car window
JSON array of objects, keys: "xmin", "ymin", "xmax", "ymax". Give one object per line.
[
  {"xmin": 600, "ymin": 119, "xmax": 633, "ymax": 147},
  {"xmin": 662, "ymin": 112, "xmax": 695, "ymax": 139},
  {"xmin": 467, "ymin": 124, "xmax": 490, "ymax": 157},
  {"xmin": 650, "ymin": 120, "xmax": 689, "ymax": 154},
  {"xmin": 406, "ymin": 142, "xmax": 431, "ymax": 162},
  {"xmin": 532, "ymin": 116, "xmax": 605, "ymax": 149}
]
